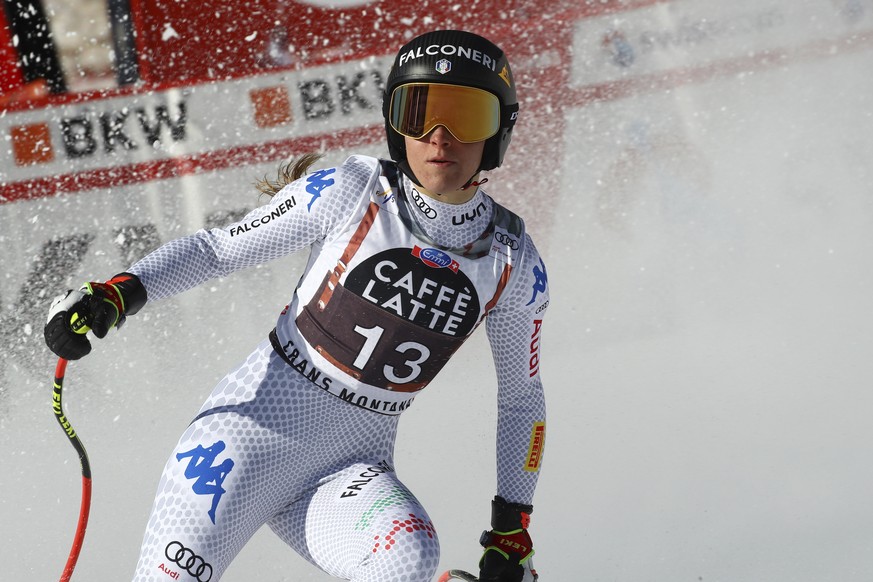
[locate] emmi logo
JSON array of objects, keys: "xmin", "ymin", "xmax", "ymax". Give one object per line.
[{"xmin": 10, "ymin": 97, "xmax": 188, "ymax": 166}]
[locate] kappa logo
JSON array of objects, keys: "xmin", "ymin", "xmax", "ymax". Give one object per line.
[
  {"xmin": 526, "ymin": 258, "xmax": 548, "ymax": 306},
  {"xmin": 304, "ymin": 168, "xmax": 336, "ymax": 212},
  {"xmin": 176, "ymin": 441, "xmax": 235, "ymax": 524}
]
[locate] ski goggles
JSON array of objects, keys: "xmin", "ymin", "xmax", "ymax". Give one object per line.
[{"xmin": 388, "ymin": 83, "xmax": 501, "ymax": 143}]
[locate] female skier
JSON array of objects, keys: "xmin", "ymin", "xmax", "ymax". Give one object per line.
[{"xmin": 45, "ymin": 30, "xmax": 548, "ymax": 582}]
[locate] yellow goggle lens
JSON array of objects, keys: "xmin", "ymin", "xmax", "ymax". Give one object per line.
[{"xmin": 389, "ymin": 83, "xmax": 500, "ymax": 143}]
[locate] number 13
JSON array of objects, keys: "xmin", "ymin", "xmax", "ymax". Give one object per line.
[{"xmin": 353, "ymin": 324, "xmax": 430, "ymax": 384}]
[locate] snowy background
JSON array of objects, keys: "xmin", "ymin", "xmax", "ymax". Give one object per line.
[{"xmin": 2, "ymin": 0, "xmax": 873, "ymax": 580}]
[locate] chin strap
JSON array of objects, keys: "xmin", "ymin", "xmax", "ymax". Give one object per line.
[
  {"xmin": 460, "ymin": 177, "xmax": 488, "ymax": 191},
  {"xmin": 397, "ymin": 159, "xmax": 422, "ymax": 187}
]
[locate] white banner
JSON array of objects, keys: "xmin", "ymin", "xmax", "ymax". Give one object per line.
[
  {"xmin": 1, "ymin": 55, "xmax": 392, "ymax": 187},
  {"xmin": 571, "ymin": 0, "xmax": 873, "ymax": 86}
]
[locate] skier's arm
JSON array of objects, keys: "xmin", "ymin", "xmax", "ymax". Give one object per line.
[
  {"xmin": 129, "ymin": 162, "xmax": 363, "ymax": 301},
  {"xmin": 486, "ymin": 235, "xmax": 549, "ymax": 505},
  {"xmin": 478, "ymin": 234, "xmax": 549, "ymax": 581},
  {"xmin": 44, "ymin": 157, "xmax": 375, "ymax": 359}
]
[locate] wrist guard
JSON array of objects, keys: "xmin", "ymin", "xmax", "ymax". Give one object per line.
[
  {"xmin": 92, "ymin": 272, "xmax": 147, "ymax": 332},
  {"xmin": 478, "ymin": 496, "xmax": 535, "ymax": 582}
]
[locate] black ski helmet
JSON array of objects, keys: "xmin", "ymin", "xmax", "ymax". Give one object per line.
[{"xmin": 382, "ymin": 30, "xmax": 519, "ymax": 183}]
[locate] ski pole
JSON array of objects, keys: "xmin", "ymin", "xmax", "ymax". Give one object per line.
[{"xmin": 52, "ymin": 357, "xmax": 92, "ymax": 582}]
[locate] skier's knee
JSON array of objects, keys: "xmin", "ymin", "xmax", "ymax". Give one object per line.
[{"xmin": 357, "ymin": 520, "xmax": 440, "ymax": 581}]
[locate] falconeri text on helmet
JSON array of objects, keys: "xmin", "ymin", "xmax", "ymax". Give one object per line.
[{"xmin": 398, "ymin": 43, "xmax": 500, "ymax": 71}]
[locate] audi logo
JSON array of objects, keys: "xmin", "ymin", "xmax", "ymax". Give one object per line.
[
  {"xmin": 165, "ymin": 541, "xmax": 213, "ymax": 582},
  {"xmin": 410, "ymin": 189, "xmax": 438, "ymax": 219},
  {"xmin": 494, "ymin": 231, "xmax": 519, "ymax": 249}
]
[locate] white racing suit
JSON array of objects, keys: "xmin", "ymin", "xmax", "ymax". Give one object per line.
[{"xmin": 129, "ymin": 155, "xmax": 549, "ymax": 581}]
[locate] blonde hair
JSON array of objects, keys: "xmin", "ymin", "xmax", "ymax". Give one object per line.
[{"xmin": 255, "ymin": 153, "xmax": 324, "ymax": 197}]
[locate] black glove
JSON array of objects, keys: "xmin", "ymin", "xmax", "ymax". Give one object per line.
[
  {"xmin": 44, "ymin": 272, "xmax": 147, "ymax": 360},
  {"xmin": 478, "ymin": 496, "xmax": 538, "ymax": 582}
]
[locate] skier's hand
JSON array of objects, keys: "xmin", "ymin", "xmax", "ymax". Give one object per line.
[
  {"xmin": 44, "ymin": 273, "xmax": 146, "ymax": 360},
  {"xmin": 478, "ymin": 496, "xmax": 538, "ymax": 582}
]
